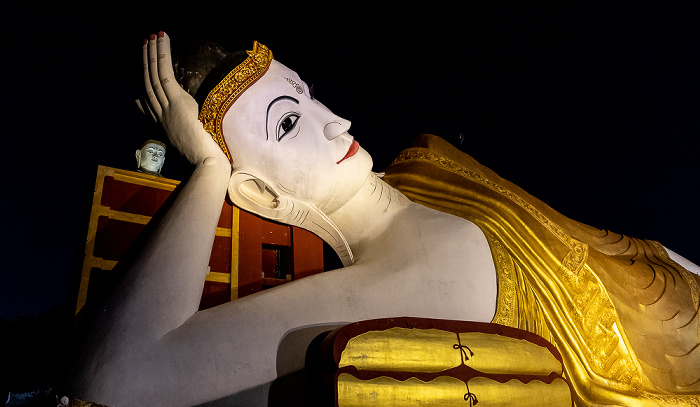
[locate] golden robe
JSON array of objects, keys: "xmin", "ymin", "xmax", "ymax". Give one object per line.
[{"xmin": 382, "ymin": 134, "xmax": 700, "ymax": 407}]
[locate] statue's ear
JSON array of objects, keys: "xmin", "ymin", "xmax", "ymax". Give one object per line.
[
  {"xmin": 135, "ymin": 150, "xmax": 141, "ymax": 167},
  {"xmin": 227, "ymin": 170, "xmax": 291, "ymax": 220},
  {"xmin": 227, "ymin": 169, "xmax": 355, "ymax": 267}
]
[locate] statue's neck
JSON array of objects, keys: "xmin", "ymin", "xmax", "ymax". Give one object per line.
[
  {"xmin": 137, "ymin": 168, "xmax": 162, "ymax": 177},
  {"xmin": 327, "ymin": 172, "xmax": 411, "ymax": 260}
]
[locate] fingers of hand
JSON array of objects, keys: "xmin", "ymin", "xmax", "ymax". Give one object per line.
[
  {"xmin": 142, "ymin": 37, "xmax": 163, "ymax": 120},
  {"xmin": 148, "ymin": 35, "xmax": 169, "ymax": 110},
  {"xmin": 156, "ymin": 32, "xmax": 180, "ymax": 102}
]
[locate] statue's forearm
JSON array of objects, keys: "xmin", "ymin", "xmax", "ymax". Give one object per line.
[{"xmin": 105, "ymin": 158, "xmax": 231, "ymax": 340}]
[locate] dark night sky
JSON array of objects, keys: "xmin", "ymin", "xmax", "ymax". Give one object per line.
[{"xmin": 1, "ymin": 3, "xmax": 699, "ymax": 320}]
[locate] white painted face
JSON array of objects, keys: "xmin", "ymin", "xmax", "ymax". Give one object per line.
[
  {"xmin": 222, "ymin": 60, "xmax": 373, "ymax": 214},
  {"xmin": 136, "ymin": 143, "xmax": 166, "ymax": 173}
]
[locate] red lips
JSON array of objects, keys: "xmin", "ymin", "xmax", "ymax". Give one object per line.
[{"xmin": 337, "ymin": 140, "xmax": 360, "ymax": 164}]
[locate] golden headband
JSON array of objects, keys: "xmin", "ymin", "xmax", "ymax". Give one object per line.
[{"xmin": 198, "ymin": 41, "xmax": 273, "ymax": 162}]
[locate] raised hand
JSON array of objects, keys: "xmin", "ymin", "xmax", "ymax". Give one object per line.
[{"xmin": 143, "ymin": 32, "xmax": 228, "ymax": 165}]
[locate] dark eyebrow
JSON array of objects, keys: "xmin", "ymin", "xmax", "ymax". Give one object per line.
[{"xmin": 266, "ymin": 96, "xmax": 299, "ymax": 140}]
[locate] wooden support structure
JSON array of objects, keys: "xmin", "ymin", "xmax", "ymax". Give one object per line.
[{"xmin": 75, "ymin": 165, "xmax": 324, "ymax": 316}]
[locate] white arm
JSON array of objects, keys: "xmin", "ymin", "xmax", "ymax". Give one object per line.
[
  {"xmin": 665, "ymin": 246, "xmax": 700, "ymax": 277},
  {"xmin": 103, "ymin": 31, "xmax": 233, "ymax": 338},
  {"xmin": 67, "ymin": 32, "xmax": 231, "ymax": 399}
]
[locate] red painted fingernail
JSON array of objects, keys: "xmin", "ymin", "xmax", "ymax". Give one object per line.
[
  {"xmin": 143, "ymin": 38, "xmax": 148, "ymax": 45},
  {"xmin": 149, "ymin": 34, "xmax": 156, "ymax": 41},
  {"xmin": 158, "ymin": 31, "xmax": 164, "ymax": 38}
]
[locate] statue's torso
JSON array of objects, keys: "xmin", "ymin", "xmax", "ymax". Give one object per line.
[{"xmin": 347, "ymin": 202, "xmax": 499, "ymax": 323}]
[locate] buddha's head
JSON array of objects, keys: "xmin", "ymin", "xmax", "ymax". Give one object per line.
[
  {"xmin": 136, "ymin": 140, "xmax": 166, "ymax": 174},
  {"xmin": 181, "ymin": 41, "xmax": 373, "ymax": 216},
  {"xmin": 177, "ymin": 40, "xmax": 372, "ymax": 265}
]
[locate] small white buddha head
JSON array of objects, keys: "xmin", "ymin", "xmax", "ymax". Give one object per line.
[{"xmin": 135, "ymin": 140, "xmax": 166, "ymax": 174}]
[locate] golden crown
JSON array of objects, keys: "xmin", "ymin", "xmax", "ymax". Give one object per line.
[{"xmin": 198, "ymin": 41, "xmax": 273, "ymax": 162}]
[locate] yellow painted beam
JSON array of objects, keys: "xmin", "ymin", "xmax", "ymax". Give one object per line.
[
  {"xmin": 230, "ymin": 206, "xmax": 240, "ymax": 301},
  {"xmin": 206, "ymin": 272, "xmax": 231, "ymax": 284}
]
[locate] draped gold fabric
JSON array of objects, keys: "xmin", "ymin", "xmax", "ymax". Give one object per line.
[
  {"xmin": 383, "ymin": 134, "xmax": 700, "ymax": 407},
  {"xmin": 338, "ymin": 328, "xmax": 563, "ymax": 376},
  {"xmin": 337, "ymin": 374, "xmax": 572, "ymax": 407}
]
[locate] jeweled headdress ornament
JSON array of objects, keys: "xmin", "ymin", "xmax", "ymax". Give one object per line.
[{"xmin": 197, "ymin": 41, "xmax": 273, "ymax": 162}]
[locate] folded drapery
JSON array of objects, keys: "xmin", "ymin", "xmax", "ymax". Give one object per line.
[{"xmin": 382, "ymin": 134, "xmax": 700, "ymax": 406}]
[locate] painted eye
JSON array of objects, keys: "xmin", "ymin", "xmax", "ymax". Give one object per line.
[{"xmin": 277, "ymin": 113, "xmax": 300, "ymax": 141}]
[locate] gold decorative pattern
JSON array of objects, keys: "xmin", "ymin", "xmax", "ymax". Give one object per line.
[
  {"xmin": 487, "ymin": 232, "xmax": 518, "ymax": 328},
  {"xmin": 393, "ymin": 149, "xmax": 574, "ymax": 247},
  {"xmin": 198, "ymin": 41, "xmax": 273, "ymax": 162},
  {"xmin": 640, "ymin": 392, "xmax": 700, "ymax": 407}
]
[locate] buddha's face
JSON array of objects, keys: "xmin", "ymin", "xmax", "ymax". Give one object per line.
[
  {"xmin": 222, "ymin": 60, "xmax": 373, "ymax": 214},
  {"xmin": 136, "ymin": 142, "xmax": 166, "ymax": 173}
]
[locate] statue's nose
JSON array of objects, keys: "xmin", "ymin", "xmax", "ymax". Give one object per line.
[{"xmin": 323, "ymin": 118, "xmax": 351, "ymax": 140}]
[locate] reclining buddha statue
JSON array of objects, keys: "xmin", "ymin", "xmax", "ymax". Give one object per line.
[{"xmin": 63, "ymin": 32, "xmax": 700, "ymax": 407}]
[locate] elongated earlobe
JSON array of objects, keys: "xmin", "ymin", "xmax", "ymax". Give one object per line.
[
  {"xmin": 227, "ymin": 171, "xmax": 354, "ymax": 266},
  {"xmin": 227, "ymin": 171, "xmax": 286, "ymax": 217}
]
